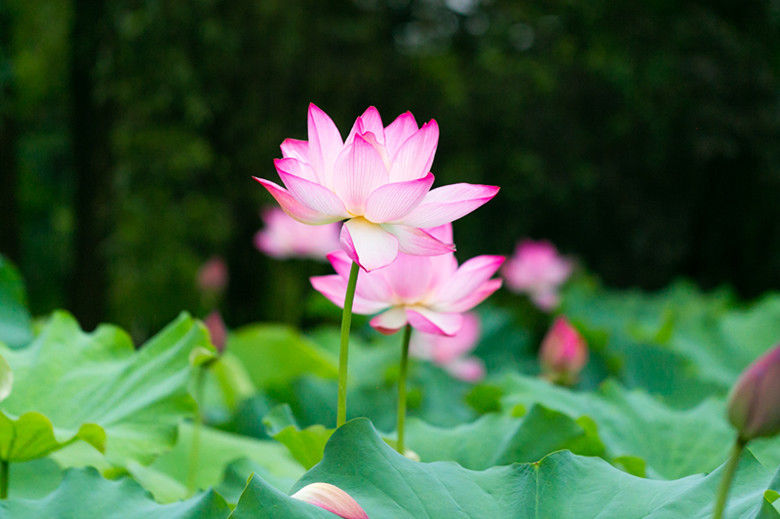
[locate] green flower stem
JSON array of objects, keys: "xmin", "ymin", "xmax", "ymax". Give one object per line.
[
  {"xmin": 337, "ymin": 262, "xmax": 360, "ymax": 427},
  {"xmin": 0, "ymin": 459, "xmax": 8, "ymax": 499},
  {"xmin": 712, "ymin": 438, "xmax": 746, "ymax": 519},
  {"xmin": 396, "ymin": 324, "xmax": 412, "ymax": 455},
  {"xmin": 186, "ymin": 366, "xmax": 207, "ymax": 495}
]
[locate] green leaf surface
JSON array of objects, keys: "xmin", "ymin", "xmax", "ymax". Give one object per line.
[
  {"xmin": 262, "ymin": 404, "xmax": 333, "ymax": 470},
  {"xmin": 0, "ymin": 311, "xmax": 209, "ymax": 465},
  {"xmin": 232, "ymin": 418, "xmax": 777, "ymax": 518},
  {"xmin": 0, "ymin": 467, "xmax": 230, "ymax": 518},
  {"xmin": 0, "ymin": 256, "xmax": 33, "ymax": 349}
]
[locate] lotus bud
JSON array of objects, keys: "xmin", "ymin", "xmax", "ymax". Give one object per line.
[
  {"xmin": 291, "ymin": 483, "xmax": 369, "ymax": 519},
  {"xmin": 203, "ymin": 311, "xmax": 227, "ymax": 353},
  {"xmin": 727, "ymin": 344, "xmax": 780, "ymax": 442},
  {"xmin": 539, "ymin": 317, "xmax": 588, "ymax": 385},
  {"xmin": 197, "ymin": 257, "xmax": 228, "ymax": 294}
]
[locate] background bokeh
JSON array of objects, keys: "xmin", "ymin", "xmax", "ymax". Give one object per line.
[{"xmin": 1, "ymin": 0, "xmax": 778, "ymax": 338}]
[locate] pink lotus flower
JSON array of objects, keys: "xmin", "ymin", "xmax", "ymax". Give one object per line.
[
  {"xmin": 197, "ymin": 257, "xmax": 228, "ymax": 293},
  {"xmin": 539, "ymin": 316, "xmax": 588, "ymax": 385},
  {"xmin": 254, "ymin": 207, "xmax": 341, "ymax": 261},
  {"xmin": 254, "ymin": 104, "xmax": 499, "ymax": 271},
  {"xmin": 727, "ymin": 343, "xmax": 780, "ymax": 441},
  {"xmin": 502, "ymin": 240, "xmax": 572, "ymax": 310},
  {"xmin": 410, "ymin": 312, "xmax": 486, "ymax": 382},
  {"xmin": 291, "ymin": 482, "xmax": 369, "ymax": 519},
  {"xmin": 311, "ymin": 224, "xmax": 504, "ymax": 336}
]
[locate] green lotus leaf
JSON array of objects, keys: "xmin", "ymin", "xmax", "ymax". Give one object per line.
[
  {"xmin": 0, "ymin": 467, "xmax": 230, "ymax": 518},
  {"xmin": 262, "ymin": 404, "xmax": 333, "ymax": 470},
  {"xmin": 0, "ymin": 256, "xmax": 33, "ymax": 349},
  {"xmin": 0, "ymin": 311, "xmax": 212, "ymax": 466},
  {"xmin": 232, "ymin": 418, "xmax": 778, "ymax": 518},
  {"xmin": 0, "ymin": 353, "xmax": 12, "ymax": 402}
]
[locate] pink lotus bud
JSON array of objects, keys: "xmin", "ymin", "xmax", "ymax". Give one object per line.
[
  {"xmin": 727, "ymin": 344, "xmax": 780, "ymax": 441},
  {"xmin": 502, "ymin": 240, "xmax": 572, "ymax": 311},
  {"xmin": 197, "ymin": 257, "xmax": 228, "ymax": 293},
  {"xmin": 291, "ymin": 482, "xmax": 369, "ymax": 519},
  {"xmin": 203, "ymin": 311, "xmax": 227, "ymax": 353},
  {"xmin": 539, "ymin": 317, "xmax": 588, "ymax": 385},
  {"xmin": 255, "ymin": 208, "xmax": 341, "ymax": 261}
]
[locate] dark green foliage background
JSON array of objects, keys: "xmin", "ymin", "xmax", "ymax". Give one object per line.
[{"xmin": 1, "ymin": 0, "xmax": 778, "ymax": 337}]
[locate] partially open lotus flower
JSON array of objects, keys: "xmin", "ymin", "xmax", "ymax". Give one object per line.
[
  {"xmin": 255, "ymin": 104, "xmax": 499, "ymax": 271},
  {"xmin": 410, "ymin": 312, "xmax": 486, "ymax": 382},
  {"xmin": 539, "ymin": 317, "xmax": 588, "ymax": 385},
  {"xmin": 311, "ymin": 224, "xmax": 504, "ymax": 336},
  {"xmin": 291, "ymin": 482, "xmax": 369, "ymax": 519},
  {"xmin": 254, "ymin": 207, "xmax": 341, "ymax": 261},
  {"xmin": 727, "ymin": 343, "xmax": 780, "ymax": 442},
  {"xmin": 502, "ymin": 240, "xmax": 572, "ymax": 311}
]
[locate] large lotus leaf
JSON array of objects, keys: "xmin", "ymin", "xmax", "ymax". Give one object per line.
[
  {"xmin": 0, "ymin": 256, "xmax": 33, "ymax": 349},
  {"xmin": 496, "ymin": 374, "xmax": 735, "ymax": 479},
  {"xmin": 225, "ymin": 324, "xmax": 338, "ymax": 390},
  {"xmin": 231, "ymin": 418, "xmax": 778, "ymax": 518},
  {"xmin": 126, "ymin": 421, "xmax": 303, "ymax": 503},
  {"xmin": 0, "ymin": 311, "xmax": 209, "ymax": 465},
  {"xmin": 0, "ymin": 467, "xmax": 230, "ymax": 518},
  {"xmin": 405, "ymin": 404, "xmax": 604, "ymax": 470},
  {"xmin": 262, "ymin": 404, "xmax": 333, "ymax": 470}
]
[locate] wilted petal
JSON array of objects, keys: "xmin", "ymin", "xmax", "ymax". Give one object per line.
[
  {"xmin": 383, "ymin": 224, "xmax": 455, "ymax": 256},
  {"xmin": 333, "ymin": 134, "xmax": 389, "ymax": 214},
  {"xmin": 364, "ymin": 174, "xmax": 434, "ymax": 223},
  {"xmin": 254, "ymin": 178, "xmax": 342, "ymax": 224},
  {"xmin": 307, "ymin": 103, "xmax": 343, "ymax": 183},
  {"xmin": 340, "ymin": 218, "xmax": 400, "ymax": 272},
  {"xmin": 389, "ymin": 120, "xmax": 439, "ymax": 182},
  {"xmin": 384, "ymin": 111, "xmax": 419, "ymax": 157},
  {"xmin": 406, "ymin": 308, "xmax": 463, "ymax": 336},
  {"xmin": 275, "ymin": 163, "xmax": 349, "ymax": 219},
  {"xmin": 434, "ymin": 256, "xmax": 505, "ymax": 308},
  {"xmin": 399, "ymin": 183, "xmax": 500, "ymax": 228},
  {"xmin": 291, "ymin": 482, "xmax": 369, "ymax": 519},
  {"xmin": 280, "ymin": 138, "xmax": 310, "ymax": 163},
  {"xmin": 310, "ymin": 275, "xmax": 388, "ymax": 314},
  {"xmin": 370, "ymin": 307, "xmax": 409, "ymax": 334}
]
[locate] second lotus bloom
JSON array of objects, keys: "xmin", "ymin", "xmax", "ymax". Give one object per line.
[
  {"xmin": 255, "ymin": 104, "xmax": 499, "ymax": 271},
  {"xmin": 311, "ymin": 224, "xmax": 504, "ymax": 337}
]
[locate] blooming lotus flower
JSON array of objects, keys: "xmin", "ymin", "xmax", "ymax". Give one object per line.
[
  {"xmin": 254, "ymin": 207, "xmax": 341, "ymax": 260},
  {"xmin": 727, "ymin": 344, "xmax": 780, "ymax": 441},
  {"xmin": 502, "ymin": 240, "xmax": 572, "ymax": 310},
  {"xmin": 539, "ymin": 317, "xmax": 588, "ymax": 385},
  {"xmin": 311, "ymin": 224, "xmax": 504, "ymax": 336},
  {"xmin": 254, "ymin": 104, "xmax": 499, "ymax": 271},
  {"xmin": 410, "ymin": 312, "xmax": 486, "ymax": 382},
  {"xmin": 291, "ymin": 482, "xmax": 369, "ymax": 519},
  {"xmin": 197, "ymin": 257, "xmax": 228, "ymax": 294}
]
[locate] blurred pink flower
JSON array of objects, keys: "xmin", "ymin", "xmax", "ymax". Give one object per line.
[
  {"xmin": 410, "ymin": 312, "xmax": 486, "ymax": 382},
  {"xmin": 203, "ymin": 311, "xmax": 227, "ymax": 353},
  {"xmin": 727, "ymin": 343, "xmax": 780, "ymax": 441},
  {"xmin": 502, "ymin": 240, "xmax": 572, "ymax": 311},
  {"xmin": 291, "ymin": 482, "xmax": 369, "ymax": 519},
  {"xmin": 197, "ymin": 257, "xmax": 228, "ymax": 293},
  {"xmin": 254, "ymin": 104, "xmax": 499, "ymax": 271},
  {"xmin": 311, "ymin": 224, "xmax": 504, "ymax": 336},
  {"xmin": 539, "ymin": 316, "xmax": 588, "ymax": 385},
  {"xmin": 254, "ymin": 207, "xmax": 341, "ymax": 261}
]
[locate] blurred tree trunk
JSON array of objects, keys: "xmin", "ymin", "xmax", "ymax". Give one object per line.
[
  {"xmin": 69, "ymin": 0, "xmax": 112, "ymax": 329},
  {"xmin": 0, "ymin": 5, "xmax": 20, "ymax": 262}
]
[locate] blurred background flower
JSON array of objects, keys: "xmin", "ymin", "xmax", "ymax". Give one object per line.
[{"xmin": 254, "ymin": 208, "xmax": 341, "ymax": 261}]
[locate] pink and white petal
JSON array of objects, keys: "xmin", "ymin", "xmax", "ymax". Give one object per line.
[
  {"xmin": 531, "ymin": 290, "xmax": 560, "ymax": 311},
  {"xmin": 332, "ymin": 135, "xmax": 389, "ymax": 214},
  {"xmin": 398, "ymin": 184, "xmax": 500, "ymax": 228},
  {"xmin": 254, "ymin": 178, "xmax": 341, "ymax": 224},
  {"xmin": 307, "ymin": 103, "xmax": 344, "ymax": 181},
  {"xmin": 405, "ymin": 308, "xmax": 463, "ymax": 337},
  {"xmin": 389, "ymin": 120, "xmax": 439, "ymax": 182},
  {"xmin": 364, "ymin": 173, "xmax": 434, "ymax": 223},
  {"xmin": 370, "ymin": 307, "xmax": 409, "ymax": 335},
  {"xmin": 445, "ymin": 357, "xmax": 486, "ymax": 382},
  {"xmin": 382, "ymin": 254, "xmax": 435, "ymax": 303},
  {"xmin": 326, "ymin": 250, "xmax": 394, "ymax": 301},
  {"xmin": 345, "ymin": 107, "xmax": 385, "ymax": 146},
  {"xmin": 384, "ymin": 112, "xmax": 419, "ymax": 157},
  {"xmin": 274, "ymin": 157, "xmax": 318, "ymax": 183},
  {"xmin": 275, "ymin": 167, "xmax": 349, "ymax": 219},
  {"xmin": 436, "ymin": 278, "xmax": 503, "ymax": 313},
  {"xmin": 425, "ymin": 223, "xmax": 453, "ymax": 244},
  {"xmin": 340, "ymin": 218, "xmax": 400, "ymax": 272},
  {"xmin": 325, "ymin": 250, "xmax": 355, "ymax": 279},
  {"xmin": 431, "ymin": 312, "xmax": 481, "ymax": 364},
  {"xmin": 383, "ymin": 224, "xmax": 455, "ymax": 256},
  {"xmin": 310, "ymin": 275, "xmax": 388, "ymax": 315},
  {"xmin": 280, "ymin": 138, "xmax": 310, "ymax": 163},
  {"xmin": 435, "ymin": 255, "xmax": 505, "ymax": 307}
]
